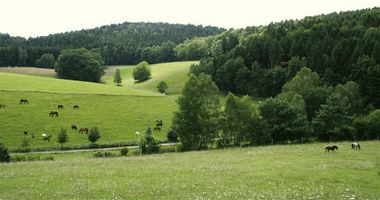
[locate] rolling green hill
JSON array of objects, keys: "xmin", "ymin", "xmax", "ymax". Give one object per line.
[
  {"xmin": 0, "ymin": 141, "xmax": 379, "ymax": 199},
  {"xmin": 103, "ymin": 61, "xmax": 197, "ymax": 94}
]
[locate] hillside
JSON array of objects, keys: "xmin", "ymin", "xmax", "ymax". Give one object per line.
[
  {"xmin": 0, "ymin": 22, "xmax": 225, "ymax": 66},
  {"xmin": 0, "ymin": 141, "xmax": 379, "ymax": 199},
  {"xmin": 0, "ymin": 71, "xmax": 181, "ymax": 151}
]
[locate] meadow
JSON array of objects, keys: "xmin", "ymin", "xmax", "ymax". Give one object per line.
[
  {"xmin": 0, "ymin": 141, "xmax": 379, "ymax": 199},
  {"xmin": 0, "ymin": 61, "xmax": 197, "ymax": 151}
]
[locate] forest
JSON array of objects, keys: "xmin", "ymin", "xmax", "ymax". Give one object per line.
[{"xmin": 0, "ymin": 22, "xmax": 224, "ymax": 66}]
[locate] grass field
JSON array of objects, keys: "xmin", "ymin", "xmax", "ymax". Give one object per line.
[
  {"xmin": 103, "ymin": 61, "xmax": 197, "ymax": 94},
  {"xmin": 0, "ymin": 141, "xmax": 379, "ymax": 199},
  {"xmin": 0, "ymin": 67, "xmax": 56, "ymax": 77}
]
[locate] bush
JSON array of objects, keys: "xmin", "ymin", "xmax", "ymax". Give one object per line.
[
  {"xmin": 94, "ymin": 151, "xmax": 116, "ymax": 158},
  {"xmin": 10, "ymin": 155, "xmax": 54, "ymax": 162},
  {"xmin": 88, "ymin": 127, "xmax": 101, "ymax": 143},
  {"xmin": 139, "ymin": 127, "xmax": 160, "ymax": 154},
  {"xmin": 133, "ymin": 61, "xmax": 151, "ymax": 82},
  {"xmin": 35, "ymin": 53, "xmax": 55, "ymax": 68},
  {"xmin": 166, "ymin": 129, "xmax": 178, "ymax": 142},
  {"xmin": 157, "ymin": 81, "xmax": 168, "ymax": 94},
  {"xmin": 0, "ymin": 143, "xmax": 10, "ymax": 162},
  {"xmin": 120, "ymin": 148, "xmax": 129, "ymax": 156}
]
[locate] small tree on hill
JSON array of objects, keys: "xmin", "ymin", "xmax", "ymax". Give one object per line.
[
  {"xmin": 139, "ymin": 127, "xmax": 160, "ymax": 154},
  {"xmin": 57, "ymin": 128, "xmax": 68, "ymax": 150},
  {"xmin": 88, "ymin": 127, "xmax": 101, "ymax": 143},
  {"xmin": 166, "ymin": 128, "xmax": 178, "ymax": 142},
  {"xmin": 0, "ymin": 143, "xmax": 10, "ymax": 163},
  {"xmin": 157, "ymin": 81, "xmax": 168, "ymax": 94},
  {"xmin": 113, "ymin": 69, "xmax": 122, "ymax": 86},
  {"xmin": 133, "ymin": 61, "xmax": 151, "ymax": 82}
]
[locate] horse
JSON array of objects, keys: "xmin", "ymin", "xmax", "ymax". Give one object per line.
[
  {"xmin": 49, "ymin": 111, "xmax": 59, "ymax": 117},
  {"xmin": 42, "ymin": 133, "xmax": 52, "ymax": 142},
  {"xmin": 0, "ymin": 104, "xmax": 5, "ymax": 109},
  {"xmin": 23, "ymin": 131, "xmax": 28, "ymax": 135},
  {"xmin": 153, "ymin": 126, "xmax": 161, "ymax": 132},
  {"xmin": 71, "ymin": 124, "xmax": 77, "ymax": 130},
  {"xmin": 58, "ymin": 105, "xmax": 64, "ymax": 109},
  {"xmin": 20, "ymin": 99, "xmax": 29, "ymax": 104},
  {"xmin": 352, "ymin": 142, "xmax": 361, "ymax": 150},
  {"xmin": 156, "ymin": 119, "xmax": 163, "ymax": 127},
  {"xmin": 79, "ymin": 128, "xmax": 88, "ymax": 134},
  {"xmin": 73, "ymin": 105, "xmax": 79, "ymax": 110},
  {"xmin": 324, "ymin": 145, "xmax": 338, "ymax": 152}
]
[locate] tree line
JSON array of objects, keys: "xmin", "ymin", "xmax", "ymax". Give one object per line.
[
  {"xmin": 189, "ymin": 8, "xmax": 380, "ymax": 108},
  {"xmin": 0, "ymin": 22, "xmax": 225, "ymax": 67}
]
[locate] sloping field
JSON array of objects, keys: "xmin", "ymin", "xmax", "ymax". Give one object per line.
[
  {"xmin": 103, "ymin": 61, "xmax": 197, "ymax": 94},
  {"xmin": 0, "ymin": 67, "xmax": 56, "ymax": 77},
  {"xmin": 0, "ymin": 141, "xmax": 379, "ymax": 199}
]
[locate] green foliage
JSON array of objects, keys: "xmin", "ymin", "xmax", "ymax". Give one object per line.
[
  {"xmin": 120, "ymin": 148, "xmax": 129, "ymax": 156},
  {"xmin": 11, "ymin": 155, "xmax": 54, "ymax": 162},
  {"xmin": 19, "ymin": 137, "xmax": 31, "ymax": 153},
  {"xmin": 133, "ymin": 61, "xmax": 151, "ymax": 82},
  {"xmin": 139, "ymin": 127, "xmax": 160, "ymax": 154},
  {"xmin": 175, "ymin": 37, "xmax": 210, "ymax": 60},
  {"xmin": 282, "ymin": 67, "xmax": 331, "ymax": 120},
  {"xmin": 113, "ymin": 69, "xmax": 122, "ymax": 86},
  {"xmin": 0, "ymin": 143, "xmax": 10, "ymax": 163},
  {"xmin": 287, "ymin": 56, "xmax": 307, "ymax": 79},
  {"xmin": 166, "ymin": 129, "xmax": 178, "ymax": 142},
  {"xmin": 312, "ymin": 93, "xmax": 353, "ymax": 141},
  {"xmin": 57, "ymin": 128, "xmax": 68, "ymax": 149},
  {"xmin": 367, "ymin": 109, "xmax": 380, "ymax": 139},
  {"xmin": 259, "ymin": 96, "xmax": 310, "ymax": 143},
  {"xmin": 94, "ymin": 151, "xmax": 117, "ymax": 158},
  {"xmin": 156, "ymin": 81, "xmax": 168, "ymax": 94},
  {"xmin": 35, "ymin": 53, "xmax": 55, "ymax": 68},
  {"xmin": 172, "ymin": 73, "xmax": 220, "ymax": 150},
  {"xmin": 88, "ymin": 127, "xmax": 101, "ymax": 143},
  {"xmin": 55, "ymin": 48, "xmax": 105, "ymax": 82}
]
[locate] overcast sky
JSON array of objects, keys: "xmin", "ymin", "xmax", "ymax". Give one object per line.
[{"xmin": 0, "ymin": 0, "xmax": 379, "ymax": 38}]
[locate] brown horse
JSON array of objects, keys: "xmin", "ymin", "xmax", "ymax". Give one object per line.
[
  {"xmin": 0, "ymin": 104, "xmax": 5, "ymax": 109},
  {"xmin": 325, "ymin": 145, "xmax": 338, "ymax": 152},
  {"xmin": 49, "ymin": 111, "xmax": 59, "ymax": 117},
  {"xmin": 42, "ymin": 133, "xmax": 52, "ymax": 142},
  {"xmin": 79, "ymin": 128, "xmax": 88, "ymax": 134}
]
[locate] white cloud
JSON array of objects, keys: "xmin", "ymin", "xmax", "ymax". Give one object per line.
[{"xmin": 0, "ymin": 0, "xmax": 378, "ymax": 37}]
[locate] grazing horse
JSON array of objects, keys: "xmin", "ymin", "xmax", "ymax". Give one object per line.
[
  {"xmin": 49, "ymin": 111, "xmax": 59, "ymax": 117},
  {"xmin": 0, "ymin": 104, "xmax": 5, "ymax": 109},
  {"xmin": 325, "ymin": 145, "xmax": 338, "ymax": 152},
  {"xmin": 71, "ymin": 124, "xmax": 77, "ymax": 130},
  {"xmin": 58, "ymin": 105, "xmax": 64, "ymax": 109},
  {"xmin": 79, "ymin": 128, "xmax": 88, "ymax": 134},
  {"xmin": 23, "ymin": 131, "xmax": 28, "ymax": 135},
  {"xmin": 42, "ymin": 133, "xmax": 52, "ymax": 142},
  {"xmin": 20, "ymin": 99, "xmax": 29, "ymax": 104},
  {"xmin": 153, "ymin": 126, "xmax": 161, "ymax": 132},
  {"xmin": 352, "ymin": 142, "xmax": 361, "ymax": 150},
  {"xmin": 73, "ymin": 105, "xmax": 79, "ymax": 110}
]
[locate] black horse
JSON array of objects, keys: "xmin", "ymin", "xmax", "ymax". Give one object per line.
[
  {"xmin": 49, "ymin": 111, "xmax": 59, "ymax": 117},
  {"xmin": 20, "ymin": 99, "xmax": 29, "ymax": 104},
  {"xmin": 58, "ymin": 105, "xmax": 64, "ymax": 109},
  {"xmin": 23, "ymin": 131, "xmax": 28, "ymax": 135},
  {"xmin": 79, "ymin": 128, "xmax": 88, "ymax": 134},
  {"xmin": 153, "ymin": 126, "xmax": 162, "ymax": 132},
  {"xmin": 73, "ymin": 105, "xmax": 79, "ymax": 110},
  {"xmin": 71, "ymin": 124, "xmax": 77, "ymax": 130},
  {"xmin": 0, "ymin": 104, "xmax": 5, "ymax": 109},
  {"xmin": 325, "ymin": 145, "xmax": 338, "ymax": 152},
  {"xmin": 352, "ymin": 142, "xmax": 361, "ymax": 150}
]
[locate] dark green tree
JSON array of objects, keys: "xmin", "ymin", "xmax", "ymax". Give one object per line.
[
  {"xmin": 0, "ymin": 143, "xmax": 10, "ymax": 163},
  {"xmin": 55, "ymin": 48, "xmax": 105, "ymax": 82},
  {"xmin": 133, "ymin": 61, "xmax": 151, "ymax": 82},
  {"xmin": 57, "ymin": 128, "xmax": 68, "ymax": 150},
  {"xmin": 35, "ymin": 53, "xmax": 55, "ymax": 68},
  {"xmin": 113, "ymin": 69, "xmax": 122, "ymax": 86},
  {"xmin": 172, "ymin": 73, "xmax": 220, "ymax": 150},
  {"xmin": 139, "ymin": 127, "xmax": 160, "ymax": 154},
  {"xmin": 157, "ymin": 81, "xmax": 168, "ymax": 94},
  {"xmin": 88, "ymin": 127, "xmax": 101, "ymax": 143}
]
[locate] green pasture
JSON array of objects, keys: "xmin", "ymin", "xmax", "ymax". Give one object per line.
[
  {"xmin": 0, "ymin": 91, "xmax": 176, "ymax": 151},
  {"xmin": 103, "ymin": 61, "xmax": 197, "ymax": 94},
  {"xmin": 0, "ymin": 141, "xmax": 379, "ymax": 199}
]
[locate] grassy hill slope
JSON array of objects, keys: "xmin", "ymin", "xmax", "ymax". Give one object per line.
[
  {"xmin": 0, "ymin": 141, "xmax": 379, "ymax": 199},
  {"xmin": 103, "ymin": 61, "xmax": 197, "ymax": 94}
]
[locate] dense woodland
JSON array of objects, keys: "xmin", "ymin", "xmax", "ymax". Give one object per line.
[{"xmin": 0, "ymin": 22, "xmax": 224, "ymax": 66}]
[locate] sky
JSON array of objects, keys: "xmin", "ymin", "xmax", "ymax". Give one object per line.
[{"xmin": 0, "ymin": 0, "xmax": 379, "ymax": 38}]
